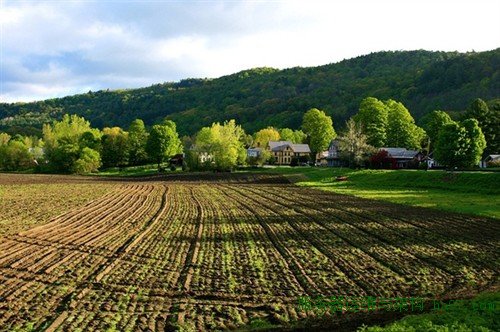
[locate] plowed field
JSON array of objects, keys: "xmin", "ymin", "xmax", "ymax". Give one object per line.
[{"xmin": 0, "ymin": 173, "xmax": 498, "ymax": 331}]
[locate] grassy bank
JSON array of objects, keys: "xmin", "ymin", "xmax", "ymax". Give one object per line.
[{"xmin": 248, "ymin": 167, "xmax": 500, "ymax": 219}]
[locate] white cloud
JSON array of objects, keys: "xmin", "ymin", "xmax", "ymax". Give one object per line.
[{"xmin": 1, "ymin": 0, "xmax": 499, "ymax": 102}]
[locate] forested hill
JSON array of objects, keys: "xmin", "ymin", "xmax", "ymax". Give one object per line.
[{"xmin": 1, "ymin": 48, "xmax": 499, "ymax": 136}]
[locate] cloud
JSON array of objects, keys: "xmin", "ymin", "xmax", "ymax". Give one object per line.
[{"xmin": 1, "ymin": 0, "xmax": 499, "ymax": 102}]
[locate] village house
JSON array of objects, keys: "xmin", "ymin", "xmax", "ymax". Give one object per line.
[
  {"xmin": 480, "ymin": 154, "xmax": 500, "ymax": 168},
  {"xmin": 324, "ymin": 139, "xmax": 349, "ymax": 167},
  {"xmin": 268, "ymin": 141, "xmax": 311, "ymax": 165},
  {"xmin": 379, "ymin": 147, "xmax": 423, "ymax": 169}
]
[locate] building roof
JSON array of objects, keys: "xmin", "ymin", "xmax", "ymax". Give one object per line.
[
  {"xmin": 380, "ymin": 147, "xmax": 420, "ymax": 159},
  {"xmin": 485, "ymin": 154, "xmax": 500, "ymax": 161},
  {"xmin": 247, "ymin": 147, "xmax": 263, "ymax": 152},
  {"xmin": 269, "ymin": 141, "xmax": 311, "ymax": 153}
]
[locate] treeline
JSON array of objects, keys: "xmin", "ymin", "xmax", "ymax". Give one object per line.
[
  {"xmin": 0, "ymin": 115, "xmax": 182, "ymax": 173},
  {"xmin": 1, "ymin": 97, "xmax": 497, "ymax": 173},
  {"xmin": 1, "ymin": 49, "xmax": 498, "ymax": 137}
]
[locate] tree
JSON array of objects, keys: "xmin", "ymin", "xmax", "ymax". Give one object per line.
[
  {"xmin": 146, "ymin": 120, "xmax": 182, "ymax": 169},
  {"xmin": 101, "ymin": 127, "xmax": 129, "ymax": 168},
  {"xmin": 464, "ymin": 98, "xmax": 499, "ymax": 155},
  {"xmin": 73, "ymin": 147, "xmax": 101, "ymax": 174},
  {"xmin": 434, "ymin": 119, "xmax": 486, "ymax": 168},
  {"xmin": 79, "ymin": 131, "xmax": 101, "ymax": 151},
  {"xmin": 385, "ymin": 99, "xmax": 424, "ymax": 149},
  {"xmin": 278, "ymin": 128, "xmax": 307, "ymax": 143},
  {"xmin": 338, "ymin": 119, "xmax": 375, "ymax": 168},
  {"xmin": 43, "ymin": 114, "xmax": 101, "ymax": 172},
  {"xmin": 128, "ymin": 119, "xmax": 149, "ymax": 165},
  {"xmin": 421, "ymin": 110, "xmax": 453, "ymax": 151},
  {"xmin": 353, "ymin": 97, "xmax": 388, "ymax": 147},
  {"xmin": 253, "ymin": 127, "xmax": 280, "ymax": 148},
  {"xmin": 302, "ymin": 108, "xmax": 336, "ymax": 155},
  {"xmin": 192, "ymin": 119, "xmax": 247, "ymax": 171},
  {"xmin": 0, "ymin": 140, "xmax": 33, "ymax": 171},
  {"xmin": 0, "ymin": 133, "xmax": 11, "ymax": 146},
  {"xmin": 462, "ymin": 118, "xmax": 487, "ymax": 167}
]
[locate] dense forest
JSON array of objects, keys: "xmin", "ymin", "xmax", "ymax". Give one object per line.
[{"xmin": 1, "ymin": 48, "xmax": 499, "ymax": 136}]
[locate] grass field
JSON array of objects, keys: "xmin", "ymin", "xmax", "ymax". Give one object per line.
[
  {"xmin": 0, "ymin": 172, "xmax": 498, "ymax": 331},
  {"xmin": 247, "ymin": 167, "xmax": 500, "ymax": 219}
]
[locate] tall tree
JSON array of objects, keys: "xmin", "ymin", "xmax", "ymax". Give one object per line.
[
  {"xmin": 253, "ymin": 127, "xmax": 280, "ymax": 148},
  {"xmin": 42, "ymin": 114, "xmax": 101, "ymax": 172},
  {"xmin": 128, "ymin": 119, "xmax": 149, "ymax": 165},
  {"xmin": 421, "ymin": 110, "xmax": 453, "ymax": 151},
  {"xmin": 464, "ymin": 98, "xmax": 499, "ymax": 155},
  {"xmin": 73, "ymin": 147, "xmax": 102, "ymax": 174},
  {"xmin": 0, "ymin": 140, "xmax": 33, "ymax": 171},
  {"xmin": 338, "ymin": 119, "xmax": 375, "ymax": 167},
  {"xmin": 193, "ymin": 119, "xmax": 247, "ymax": 171},
  {"xmin": 278, "ymin": 128, "xmax": 307, "ymax": 143},
  {"xmin": 146, "ymin": 120, "xmax": 182, "ymax": 169},
  {"xmin": 302, "ymin": 108, "xmax": 336, "ymax": 155},
  {"xmin": 101, "ymin": 127, "xmax": 129, "ymax": 168},
  {"xmin": 353, "ymin": 97, "xmax": 388, "ymax": 147},
  {"xmin": 462, "ymin": 118, "xmax": 487, "ymax": 167},
  {"xmin": 385, "ymin": 99, "xmax": 424, "ymax": 149},
  {"xmin": 434, "ymin": 119, "xmax": 486, "ymax": 168}
]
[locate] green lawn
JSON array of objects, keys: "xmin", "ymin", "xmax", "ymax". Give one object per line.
[
  {"xmin": 358, "ymin": 291, "xmax": 499, "ymax": 331},
  {"xmin": 247, "ymin": 167, "xmax": 500, "ymax": 219}
]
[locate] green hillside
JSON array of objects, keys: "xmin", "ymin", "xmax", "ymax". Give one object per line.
[{"xmin": 1, "ymin": 48, "xmax": 499, "ymax": 136}]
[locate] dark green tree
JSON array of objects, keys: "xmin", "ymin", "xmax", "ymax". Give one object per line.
[
  {"xmin": 421, "ymin": 110, "xmax": 454, "ymax": 151},
  {"xmin": 464, "ymin": 98, "xmax": 499, "ymax": 155}
]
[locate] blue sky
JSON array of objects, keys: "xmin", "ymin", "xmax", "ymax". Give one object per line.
[{"xmin": 1, "ymin": 0, "xmax": 499, "ymax": 102}]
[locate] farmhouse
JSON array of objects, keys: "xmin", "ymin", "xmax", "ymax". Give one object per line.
[
  {"xmin": 480, "ymin": 154, "xmax": 500, "ymax": 168},
  {"xmin": 269, "ymin": 141, "xmax": 311, "ymax": 165},
  {"xmin": 324, "ymin": 139, "xmax": 349, "ymax": 167},
  {"xmin": 380, "ymin": 147, "xmax": 423, "ymax": 169}
]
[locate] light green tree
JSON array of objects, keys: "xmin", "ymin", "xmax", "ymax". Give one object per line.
[
  {"xmin": 385, "ymin": 99, "xmax": 424, "ymax": 149},
  {"xmin": 73, "ymin": 147, "xmax": 101, "ymax": 174},
  {"xmin": 0, "ymin": 140, "xmax": 33, "ymax": 171},
  {"xmin": 43, "ymin": 114, "xmax": 102, "ymax": 172},
  {"xmin": 278, "ymin": 128, "xmax": 307, "ymax": 143},
  {"xmin": 434, "ymin": 119, "xmax": 486, "ymax": 168},
  {"xmin": 146, "ymin": 120, "xmax": 182, "ymax": 169},
  {"xmin": 253, "ymin": 127, "xmax": 280, "ymax": 148},
  {"xmin": 353, "ymin": 97, "xmax": 388, "ymax": 147},
  {"xmin": 128, "ymin": 119, "xmax": 149, "ymax": 165},
  {"xmin": 101, "ymin": 127, "xmax": 129, "ymax": 168},
  {"xmin": 302, "ymin": 108, "xmax": 336, "ymax": 155},
  {"xmin": 193, "ymin": 119, "xmax": 247, "ymax": 171}
]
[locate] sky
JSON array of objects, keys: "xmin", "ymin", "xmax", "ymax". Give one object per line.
[{"xmin": 1, "ymin": 0, "xmax": 499, "ymax": 103}]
